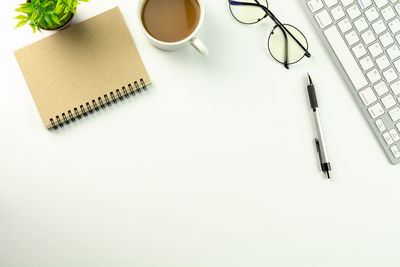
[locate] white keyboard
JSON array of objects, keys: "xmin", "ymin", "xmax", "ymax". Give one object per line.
[{"xmin": 299, "ymin": 0, "xmax": 400, "ymax": 164}]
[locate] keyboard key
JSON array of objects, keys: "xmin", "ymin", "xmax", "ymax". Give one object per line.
[
  {"xmin": 383, "ymin": 131, "xmax": 395, "ymax": 145},
  {"xmin": 390, "ymin": 145, "xmax": 400, "ymax": 158},
  {"xmin": 374, "ymin": 81, "xmax": 389, "ymax": 96},
  {"xmin": 392, "ymin": 129, "xmax": 400, "ymax": 142},
  {"xmin": 389, "ymin": 107, "xmax": 400, "ymax": 121},
  {"xmin": 308, "ymin": 0, "xmax": 324, "ymax": 12},
  {"xmin": 324, "ymin": 0, "xmax": 339, "ymax": 7},
  {"xmin": 379, "ymin": 32, "xmax": 394, "ymax": 47},
  {"xmin": 381, "ymin": 6, "xmax": 396, "ymax": 21},
  {"xmin": 396, "ymin": 122, "xmax": 400, "ymax": 132},
  {"xmin": 338, "ymin": 18, "xmax": 352, "ymax": 32},
  {"xmin": 389, "ymin": 128, "xmax": 400, "ymax": 141},
  {"xmin": 354, "ymin": 17, "xmax": 368, "ymax": 31},
  {"xmin": 345, "ymin": 31, "xmax": 360, "ymax": 45},
  {"xmin": 315, "ymin": 10, "xmax": 333, "ymax": 28},
  {"xmin": 361, "ymin": 30, "xmax": 376, "ymax": 44},
  {"xmin": 352, "ymin": 43, "xmax": 367, "ymax": 58},
  {"xmin": 372, "ymin": 20, "xmax": 387, "ymax": 34},
  {"xmin": 368, "ymin": 103, "xmax": 385, "ymax": 118},
  {"xmin": 382, "ymin": 93, "xmax": 396, "ymax": 108},
  {"xmin": 360, "ymin": 56, "xmax": 374, "ymax": 70},
  {"xmin": 388, "ymin": 19, "xmax": 400, "ymax": 34},
  {"xmin": 367, "ymin": 68, "xmax": 382, "ymax": 83},
  {"xmin": 387, "ymin": 45, "xmax": 400, "ymax": 59},
  {"xmin": 347, "ymin": 4, "xmax": 362, "ymax": 19},
  {"xmin": 365, "ymin": 7, "xmax": 379, "ymax": 21},
  {"xmin": 396, "ymin": 34, "xmax": 400, "ymax": 44},
  {"xmin": 331, "ymin": 6, "xmax": 345, "ymax": 20},
  {"xmin": 375, "ymin": 118, "xmax": 387, "ymax": 132},
  {"xmin": 357, "ymin": 0, "xmax": 373, "ymax": 8},
  {"xmin": 390, "ymin": 81, "xmax": 400, "ymax": 95},
  {"xmin": 324, "ymin": 26, "xmax": 368, "ymax": 90},
  {"xmin": 359, "ymin": 87, "xmax": 377, "ymax": 105},
  {"xmin": 394, "ymin": 59, "xmax": 400, "ymax": 72},
  {"xmin": 396, "ymin": 4, "xmax": 400, "ymax": 15},
  {"xmin": 373, "ymin": 0, "xmax": 389, "ymax": 8},
  {"xmin": 383, "ymin": 68, "xmax": 398, "ymax": 82},
  {"xmin": 341, "ymin": 0, "xmax": 355, "ymax": 6},
  {"xmin": 376, "ymin": 55, "xmax": 390, "ymax": 70},
  {"xmin": 368, "ymin": 42, "xmax": 383, "ymax": 57}
]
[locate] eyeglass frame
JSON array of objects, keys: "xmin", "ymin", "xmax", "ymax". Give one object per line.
[{"xmin": 229, "ymin": 0, "xmax": 311, "ymax": 69}]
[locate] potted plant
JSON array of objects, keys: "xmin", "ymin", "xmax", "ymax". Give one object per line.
[{"xmin": 15, "ymin": 0, "xmax": 89, "ymax": 33}]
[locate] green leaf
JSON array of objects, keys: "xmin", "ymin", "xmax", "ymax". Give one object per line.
[
  {"xmin": 55, "ymin": 0, "xmax": 62, "ymax": 12},
  {"xmin": 14, "ymin": 15, "xmax": 27, "ymax": 20},
  {"xmin": 50, "ymin": 14, "xmax": 61, "ymax": 25},
  {"xmin": 30, "ymin": 24, "xmax": 37, "ymax": 33},
  {"xmin": 60, "ymin": 12, "xmax": 69, "ymax": 21},
  {"xmin": 44, "ymin": 14, "xmax": 53, "ymax": 28},
  {"xmin": 15, "ymin": 6, "xmax": 33, "ymax": 13},
  {"xmin": 30, "ymin": 9, "xmax": 38, "ymax": 22},
  {"xmin": 55, "ymin": 3, "xmax": 64, "ymax": 14},
  {"xmin": 15, "ymin": 20, "xmax": 28, "ymax": 29},
  {"xmin": 38, "ymin": 14, "xmax": 44, "ymax": 23}
]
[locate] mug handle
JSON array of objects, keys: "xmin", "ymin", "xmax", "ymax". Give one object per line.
[{"xmin": 191, "ymin": 37, "xmax": 209, "ymax": 56}]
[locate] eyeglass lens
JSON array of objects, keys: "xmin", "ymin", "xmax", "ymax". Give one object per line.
[
  {"xmin": 268, "ymin": 24, "xmax": 309, "ymax": 65},
  {"xmin": 229, "ymin": 0, "xmax": 269, "ymax": 24}
]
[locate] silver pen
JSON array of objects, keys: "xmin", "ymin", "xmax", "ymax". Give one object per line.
[{"xmin": 306, "ymin": 73, "xmax": 332, "ymax": 179}]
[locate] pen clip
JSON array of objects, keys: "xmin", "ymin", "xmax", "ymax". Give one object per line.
[
  {"xmin": 315, "ymin": 138, "xmax": 332, "ymax": 179},
  {"xmin": 315, "ymin": 138, "xmax": 323, "ymax": 169}
]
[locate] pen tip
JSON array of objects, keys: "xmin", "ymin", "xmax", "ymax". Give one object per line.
[
  {"xmin": 307, "ymin": 73, "xmax": 313, "ymax": 85},
  {"xmin": 327, "ymin": 171, "xmax": 331, "ymax": 179}
]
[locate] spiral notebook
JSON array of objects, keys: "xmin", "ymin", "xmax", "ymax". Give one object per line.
[{"xmin": 14, "ymin": 7, "xmax": 151, "ymax": 129}]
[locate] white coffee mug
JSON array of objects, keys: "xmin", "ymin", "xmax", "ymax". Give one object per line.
[{"xmin": 137, "ymin": 0, "xmax": 209, "ymax": 56}]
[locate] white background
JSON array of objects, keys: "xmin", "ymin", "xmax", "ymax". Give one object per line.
[{"xmin": 1, "ymin": 0, "xmax": 400, "ymax": 266}]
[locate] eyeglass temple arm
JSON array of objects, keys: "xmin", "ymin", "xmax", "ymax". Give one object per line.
[{"xmin": 229, "ymin": 1, "xmax": 311, "ymax": 58}]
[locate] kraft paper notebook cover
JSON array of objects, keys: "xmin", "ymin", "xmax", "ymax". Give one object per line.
[{"xmin": 14, "ymin": 7, "xmax": 151, "ymax": 129}]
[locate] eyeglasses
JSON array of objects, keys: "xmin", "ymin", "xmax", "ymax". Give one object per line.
[{"xmin": 228, "ymin": 0, "xmax": 311, "ymax": 69}]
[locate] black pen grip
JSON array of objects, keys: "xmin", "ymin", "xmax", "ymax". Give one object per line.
[{"xmin": 307, "ymin": 85, "xmax": 319, "ymax": 110}]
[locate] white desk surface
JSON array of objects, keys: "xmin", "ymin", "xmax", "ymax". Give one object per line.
[{"xmin": 1, "ymin": 0, "xmax": 400, "ymax": 266}]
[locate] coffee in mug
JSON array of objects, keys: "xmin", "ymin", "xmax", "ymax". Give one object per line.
[
  {"xmin": 141, "ymin": 0, "xmax": 201, "ymax": 43},
  {"xmin": 138, "ymin": 0, "xmax": 209, "ymax": 55}
]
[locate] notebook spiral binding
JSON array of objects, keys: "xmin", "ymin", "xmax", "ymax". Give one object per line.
[{"xmin": 49, "ymin": 79, "xmax": 147, "ymax": 129}]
